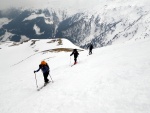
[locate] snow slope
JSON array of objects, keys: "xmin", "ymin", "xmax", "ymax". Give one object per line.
[{"xmin": 0, "ymin": 38, "xmax": 150, "ymax": 113}]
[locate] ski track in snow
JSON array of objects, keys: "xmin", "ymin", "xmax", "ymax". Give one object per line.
[{"xmin": 0, "ymin": 38, "xmax": 150, "ymax": 113}]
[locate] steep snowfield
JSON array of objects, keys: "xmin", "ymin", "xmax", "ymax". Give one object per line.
[{"xmin": 0, "ymin": 38, "xmax": 150, "ymax": 113}]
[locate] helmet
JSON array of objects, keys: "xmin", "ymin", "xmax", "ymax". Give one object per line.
[{"xmin": 41, "ymin": 60, "xmax": 47, "ymax": 65}]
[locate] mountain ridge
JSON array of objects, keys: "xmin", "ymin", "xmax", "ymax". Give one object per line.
[{"xmin": 0, "ymin": 0, "xmax": 150, "ymax": 48}]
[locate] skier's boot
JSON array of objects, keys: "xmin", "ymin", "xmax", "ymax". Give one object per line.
[{"xmin": 74, "ymin": 62, "xmax": 77, "ymax": 65}]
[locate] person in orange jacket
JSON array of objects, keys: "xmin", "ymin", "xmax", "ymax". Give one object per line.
[{"xmin": 34, "ymin": 61, "xmax": 50, "ymax": 85}]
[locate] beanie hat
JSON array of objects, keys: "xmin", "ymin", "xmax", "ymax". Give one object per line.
[{"xmin": 41, "ymin": 60, "xmax": 47, "ymax": 65}]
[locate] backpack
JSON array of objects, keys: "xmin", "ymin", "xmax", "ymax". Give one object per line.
[{"xmin": 40, "ymin": 64, "xmax": 49, "ymax": 73}]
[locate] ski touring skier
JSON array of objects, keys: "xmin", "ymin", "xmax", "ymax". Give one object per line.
[
  {"xmin": 34, "ymin": 60, "xmax": 50, "ymax": 86},
  {"xmin": 87, "ymin": 43, "xmax": 93, "ymax": 55},
  {"xmin": 70, "ymin": 49, "xmax": 79, "ymax": 65}
]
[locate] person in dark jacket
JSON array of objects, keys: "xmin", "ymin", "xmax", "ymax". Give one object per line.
[
  {"xmin": 34, "ymin": 61, "xmax": 50, "ymax": 85},
  {"xmin": 70, "ymin": 49, "xmax": 79, "ymax": 64},
  {"xmin": 87, "ymin": 43, "xmax": 93, "ymax": 55}
]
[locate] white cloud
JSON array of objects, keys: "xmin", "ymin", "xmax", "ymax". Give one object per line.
[
  {"xmin": 0, "ymin": 0, "xmax": 150, "ymax": 11},
  {"xmin": 0, "ymin": 0, "xmax": 103, "ymax": 10}
]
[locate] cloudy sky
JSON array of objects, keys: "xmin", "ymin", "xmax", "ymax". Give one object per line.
[
  {"xmin": 0, "ymin": 0, "xmax": 104, "ymax": 10},
  {"xmin": 0, "ymin": 0, "xmax": 150, "ymax": 11}
]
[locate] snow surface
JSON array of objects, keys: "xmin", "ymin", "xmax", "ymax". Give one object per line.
[
  {"xmin": 20, "ymin": 35, "xmax": 29, "ymax": 43},
  {"xmin": 23, "ymin": 13, "xmax": 53, "ymax": 24},
  {"xmin": 0, "ymin": 31, "xmax": 14, "ymax": 42},
  {"xmin": 0, "ymin": 18, "xmax": 11, "ymax": 28},
  {"xmin": 33, "ymin": 24, "xmax": 44, "ymax": 35},
  {"xmin": 23, "ymin": 13, "xmax": 44, "ymax": 21},
  {"xmin": 0, "ymin": 38, "xmax": 150, "ymax": 113}
]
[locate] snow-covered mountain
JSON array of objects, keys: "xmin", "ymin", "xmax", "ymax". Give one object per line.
[
  {"xmin": 0, "ymin": 0, "xmax": 150, "ymax": 48},
  {"xmin": 56, "ymin": 1, "xmax": 150, "ymax": 47},
  {"xmin": 0, "ymin": 8, "xmax": 69, "ymax": 42},
  {"xmin": 0, "ymin": 38, "xmax": 150, "ymax": 113}
]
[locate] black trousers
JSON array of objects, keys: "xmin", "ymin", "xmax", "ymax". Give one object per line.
[
  {"xmin": 43, "ymin": 71, "xmax": 49, "ymax": 83},
  {"xmin": 74, "ymin": 56, "xmax": 78, "ymax": 63},
  {"xmin": 89, "ymin": 49, "xmax": 92, "ymax": 55}
]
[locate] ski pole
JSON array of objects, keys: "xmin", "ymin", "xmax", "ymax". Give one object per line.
[
  {"xmin": 78, "ymin": 56, "xmax": 80, "ymax": 62},
  {"xmin": 70, "ymin": 56, "xmax": 71, "ymax": 65},
  {"xmin": 49, "ymin": 74, "xmax": 53, "ymax": 83},
  {"xmin": 34, "ymin": 73, "xmax": 38, "ymax": 88}
]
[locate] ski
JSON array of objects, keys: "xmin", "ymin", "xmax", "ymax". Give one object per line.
[
  {"xmin": 37, "ymin": 82, "xmax": 50, "ymax": 91},
  {"xmin": 71, "ymin": 64, "xmax": 75, "ymax": 67},
  {"xmin": 71, "ymin": 62, "xmax": 77, "ymax": 67}
]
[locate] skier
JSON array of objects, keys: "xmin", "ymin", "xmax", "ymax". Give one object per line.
[
  {"xmin": 87, "ymin": 43, "xmax": 93, "ymax": 55},
  {"xmin": 34, "ymin": 60, "xmax": 50, "ymax": 85},
  {"xmin": 70, "ymin": 49, "xmax": 79, "ymax": 64}
]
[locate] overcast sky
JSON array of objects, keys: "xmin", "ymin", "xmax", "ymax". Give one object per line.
[
  {"xmin": 0, "ymin": 0, "xmax": 150, "ymax": 11},
  {"xmin": 0, "ymin": 0, "xmax": 103, "ymax": 10}
]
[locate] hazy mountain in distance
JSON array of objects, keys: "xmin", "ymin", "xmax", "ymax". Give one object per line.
[{"xmin": 0, "ymin": 0, "xmax": 150, "ymax": 48}]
